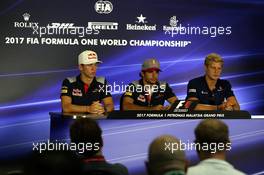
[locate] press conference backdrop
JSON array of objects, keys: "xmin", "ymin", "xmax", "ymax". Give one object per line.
[
  {"xmin": 0, "ymin": 1, "xmax": 264, "ymax": 175},
  {"xmin": 0, "ymin": 0, "xmax": 264, "ymax": 115}
]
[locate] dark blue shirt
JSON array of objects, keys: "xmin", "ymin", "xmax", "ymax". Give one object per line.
[
  {"xmin": 123, "ymin": 79, "xmax": 175, "ymax": 107},
  {"xmin": 60, "ymin": 74, "xmax": 111, "ymax": 106},
  {"xmin": 186, "ymin": 76, "xmax": 234, "ymax": 105}
]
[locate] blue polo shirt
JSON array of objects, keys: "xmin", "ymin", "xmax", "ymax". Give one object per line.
[{"xmin": 186, "ymin": 76, "xmax": 234, "ymax": 105}]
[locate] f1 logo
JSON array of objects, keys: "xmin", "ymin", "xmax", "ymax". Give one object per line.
[{"xmin": 175, "ymin": 100, "xmax": 185, "ymax": 109}]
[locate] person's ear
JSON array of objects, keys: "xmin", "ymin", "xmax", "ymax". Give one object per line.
[
  {"xmin": 225, "ymin": 139, "xmax": 232, "ymax": 150},
  {"xmin": 145, "ymin": 161, "xmax": 151, "ymax": 175},
  {"xmin": 101, "ymin": 137, "xmax": 104, "ymax": 148},
  {"xmin": 194, "ymin": 139, "xmax": 201, "ymax": 153},
  {"xmin": 204, "ymin": 64, "xmax": 208, "ymax": 72},
  {"xmin": 141, "ymin": 71, "xmax": 144, "ymax": 78},
  {"xmin": 79, "ymin": 64, "xmax": 83, "ymax": 71},
  {"xmin": 184, "ymin": 159, "xmax": 190, "ymax": 173}
]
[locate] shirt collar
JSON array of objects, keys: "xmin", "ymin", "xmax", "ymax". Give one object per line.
[
  {"xmin": 203, "ymin": 75, "xmax": 221, "ymax": 91},
  {"xmin": 77, "ymin": 74, "xmax": 96, "ymax": 87},
  {"xmin": 83, "ymin": 155, "xmax": 105, "ymax": 163},
  {"xmin": 200, "ymin": 158, "xmax": 234, "ymax": 168}
]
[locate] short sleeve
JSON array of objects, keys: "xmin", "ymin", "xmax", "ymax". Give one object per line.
[
  {"xmin": 186, "ymin": 80, "xmax": 198, "ymax": 99},
  {"xmin": 60, "ymin": 79, "xmax": 71, "ymax": 97},
  {"xmin": 100, "ymin": 79, "xmax": 112, "ymax": 99},
  {"xmin": 225, "ymin": 80, "xmax": 234, "ymax": 98},
  {"xmin": 123, "ymin": 83, "xmax": 136, "ymax": 100},
  {"xmin": 164, "ymin": 83, "xmax": 176, "ymax": 100}
]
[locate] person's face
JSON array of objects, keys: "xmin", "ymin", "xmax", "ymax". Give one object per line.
[
  {"xmin": 79, "ymin": 63, "xmax": 97, "ymax": 79},
  {"xmin": 142, "ymin": 70, "xmax": 159, "ymax": 84},
  {"xmin": 205, "ymin": 62, "xmax": 222, "ymax": 81}
]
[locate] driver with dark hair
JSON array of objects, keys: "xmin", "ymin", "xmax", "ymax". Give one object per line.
[{"xmin": 121, "ymin": 58, "xmax": 177, "ymax": 110}]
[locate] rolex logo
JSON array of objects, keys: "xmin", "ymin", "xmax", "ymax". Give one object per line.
[
  {"xmin": 170, "ymin": 16, "xmax": 178, "ymax": 27},
  {"xmin": 23, "ymin": 13, "xmax": 30, "ymax": 21}
]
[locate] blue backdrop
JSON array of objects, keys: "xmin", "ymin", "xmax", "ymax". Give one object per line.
[{"xmin": 0, "ymin": 0, "xmax": 264, "ymax": 174}]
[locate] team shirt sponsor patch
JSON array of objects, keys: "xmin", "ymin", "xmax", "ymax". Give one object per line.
[
  {"xmin": 217, "ymin": 86, "xmax": 224, "ymax": 92},
  {"xmin": 61, "ymin": 86, "xmax": 68, "ymax": 94},
  {"xmin": 188, "ymin": 89, "xmax": 196, "ymax": 93},
  {"xmin": 92, "ymin": 89, "xmax": 99, "ymax": 93},
  {"xmin": 72, "ymin": 88, "xmax": 82, "ymax": 96},
  {"xmin": 201, "ymin": 91, "xmax": 208, "ymax": 95},
  {"xmin": 137, "ymin": 94, "xmax": 146, "ymax": 102},
  {"xmin": 125, "ymin": 91, "xmax": 133, "ymax": 96},
  {"xmin": 61, "ymin": 89, "xmax": 68, "ymax": 94}
]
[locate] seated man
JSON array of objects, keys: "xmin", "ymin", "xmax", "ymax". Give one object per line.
[
  {"xmin": 122, "ymin": 58, "xmax": 177, "ymax": 110},
  {"xmin": 187, "ymin": 119, "xmax": 245, "ymax": 175},
  {"xmin": 23, "ymin": 150, "xmax": 82, "ymax": 175},
  {"xmin": 186, "ymin": 53, "xmax": 240, "ymax": 110},
  {"xmin": 146, "ymin": 135, "xmax": 188, "ymax": 175},
  {"xmin": 61, "ymin": 50, "xmax": 114, "ymax": 114},
  {"xmin": 70, "ymin": 118, "xmax": 129, "ymax": 175}
]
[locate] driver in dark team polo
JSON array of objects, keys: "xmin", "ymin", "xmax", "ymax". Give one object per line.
[
  {"xmin": 121, "ymin": 58, "xmax": 178, "ymax": 110},
  {"xmin": 60, "ymin": 50, "xmax": 114, "ymax": 114},
  {"xmin": 186, "ymin": 53, "xmax": 240, "ymax": 110}
]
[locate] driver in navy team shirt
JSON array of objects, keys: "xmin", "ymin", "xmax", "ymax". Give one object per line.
[
  {"xmin": 121, "ymin": 58, "xmax": 178, "ymax": 110},
  {"xmin": 186, "ymin": 53, "xmax": 240, "ymax": 111},
  {"xmin": 60, "ymin": 50, "xmax": 114, "ymax": 114}
]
